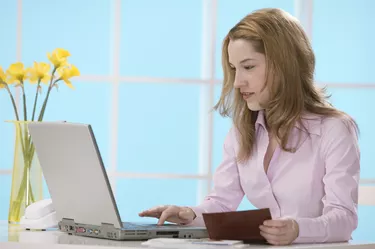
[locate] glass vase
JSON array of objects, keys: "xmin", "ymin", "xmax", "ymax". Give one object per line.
[{"xmin": 7, "ymin": 121, "xmax": 43, "ymax": 223}]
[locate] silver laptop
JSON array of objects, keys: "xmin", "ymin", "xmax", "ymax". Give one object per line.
[{"xmin": 28, "ymin": 122, "xmax": 208, "ymax": 240}]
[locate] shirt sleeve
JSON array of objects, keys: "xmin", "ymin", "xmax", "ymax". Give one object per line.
[
  {"xmin": 294, "ymin": 117, "xmax": 360, "ymax": 243},
  {"xmin": 188, "ymin": 127, "xmax": 245, "ymax": 227}
]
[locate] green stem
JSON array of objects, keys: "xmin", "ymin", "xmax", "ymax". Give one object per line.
[
  {"xmin": 21, "ymin": 139, "xmax": 36, "ymax": 201},
  {"xmin": 31, "ymin": 79, "xmax": 41, "ymax": 122},
  {"xmin": 12, "ymin": 155, "xmax": 32, "ymax": 206},
  {"xmin": 22, "ymin": 124, "xmax": 37, "ymax": 204},
  {"xmin": 9, "ymin": 125, "xmax": 28, "ymax": 218},
  {"xmin": 9, "ymin": 128, "xmax": 37, "ymax": 219},
  {"xmin": 38, "ymin": 67, "xmax": 57, "ymax": 122},
  {"xmin": 20, "ymin": 81, "xmax": 27, "ymax": 121},
  {"xmin": 29, "ymin": 175, "xmax": 35, "ymax": 203},
  {"xmin": 22, "ymin": 126, "xmax": 29, "ymax": 185},
  {"xmin": 3, "ymin": 83, "xmax": 20, "ymax": 121},
  {"xmin": 5, "ymin": 77, "xmax": 38, "ymax": 219}
]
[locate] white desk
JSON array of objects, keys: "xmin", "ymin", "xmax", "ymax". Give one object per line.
[{"xmin": 1, "ymin": 221, "xmax": 374, "ymax": 249}]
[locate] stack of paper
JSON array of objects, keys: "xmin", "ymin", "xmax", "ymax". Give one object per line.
[{"xmin": 142, "ymin": 238, "xmax": 249, "ymax": 249}]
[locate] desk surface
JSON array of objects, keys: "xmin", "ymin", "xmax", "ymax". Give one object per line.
[{"xmin": 0, "ymin": 221, "xmax": 374, "ymax": 249}]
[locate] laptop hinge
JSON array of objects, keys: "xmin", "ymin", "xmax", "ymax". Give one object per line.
[
  {"xmin": 61, "ymin": 218, "xmax": 75, "ymax": 224},
  {"xmin": 101, "ymin": 223, "xmax": 115, "ymax": 228},
  {"xmin": 62, "ymin": 218, "xmax": 74, "ymax": 221}
]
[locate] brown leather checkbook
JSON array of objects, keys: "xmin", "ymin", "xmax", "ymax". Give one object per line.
[{"xmin": 202, "ymin": 208, "xmax": 272, "ymax": 244}]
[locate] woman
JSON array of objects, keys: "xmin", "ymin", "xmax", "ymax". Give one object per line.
[{"xmin": 139, "ymin": 8, "xmax": 360, "ymax": 245}]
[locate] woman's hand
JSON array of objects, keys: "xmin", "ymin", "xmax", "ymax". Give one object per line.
[
  {"xmin": 139, "ymin": 205, "xmax": 196, "ymax": 225},
  {"xmin": 259, "ymin": 218, "xmax": 299, "ymax": 245}
]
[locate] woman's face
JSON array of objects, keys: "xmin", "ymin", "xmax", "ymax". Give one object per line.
[{"xmin": 228, "ymin": 39, "xmax": 270, "ymax": 111}]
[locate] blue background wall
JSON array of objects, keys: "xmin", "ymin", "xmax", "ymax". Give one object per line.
[{"xmin": 0, "ymin": 0, "xmax": 374, "ymax": 242}]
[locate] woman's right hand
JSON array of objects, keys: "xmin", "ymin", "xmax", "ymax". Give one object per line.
[{"xmin": 138, "ymin": 205, "xmax": 196, "ymax": 225}]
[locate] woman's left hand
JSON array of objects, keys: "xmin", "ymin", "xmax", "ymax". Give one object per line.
[{"xmin": 259, "ymin": 218, "xmax": 299, "ymax": 245}]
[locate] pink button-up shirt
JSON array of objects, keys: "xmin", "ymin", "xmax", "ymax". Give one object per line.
[{"xmin": 190, "ymin": 110, "xmax": 360, "ymax": 244}]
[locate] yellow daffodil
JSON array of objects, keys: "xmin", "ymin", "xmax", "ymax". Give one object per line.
[
  {"xmin": 6, "ymin": 62, "xmax": 28, "ymax": 84},
  {"xmin": 0, "ymin": 66, "xmax": 7, "ymax": 86},
  {"xmin": 28, "ymin": 62, "xmax": 51, "ymax": 84},
  {"xmin": 57, "ymin": 64, "xmax": 80, "ymax": 89},
  {"xmin": 47, "ymin": 48, "xmax": 70, "ymax": 68}
]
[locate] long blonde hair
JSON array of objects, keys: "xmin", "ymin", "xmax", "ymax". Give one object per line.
[{"xmin": 215, "ymin": 8, "xmax": 357, "ymax": 163}]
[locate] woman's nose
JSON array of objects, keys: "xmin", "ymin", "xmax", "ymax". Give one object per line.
[{"xmin": 234, "ymin": 75, "xmax": 247, "ymax": 88}]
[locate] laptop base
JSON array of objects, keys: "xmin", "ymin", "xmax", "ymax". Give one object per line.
[{"xmin": 59, "ymin": 219, "xmax": 208, "ymax": 241}]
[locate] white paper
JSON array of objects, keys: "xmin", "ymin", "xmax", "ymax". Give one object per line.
[{"xmin": 142, "ymin": 238, "xmax": 244, "ymax": 248}]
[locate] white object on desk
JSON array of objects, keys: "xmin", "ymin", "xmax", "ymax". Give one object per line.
[
  {"xmin": 20, "ymin": 199, "xmax": 58, "ymax": 230},
  {"xmin": 142, "ymin": 238, "xmax": 246, "ymax": 248},
  {"xmin": 18, "ymin": 230, "xmax": 59, "ymax": 244}
]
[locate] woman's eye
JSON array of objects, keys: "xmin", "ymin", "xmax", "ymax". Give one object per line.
[{"xmin": 244, "ymin": 66, "xmax": 254, "ymax": 70}]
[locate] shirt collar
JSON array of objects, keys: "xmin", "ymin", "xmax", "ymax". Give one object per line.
[
  {"xmin": 255, "ymin": 110, "xmax": 322, "ymax": 136},
  {"xmin": 297, "ymin": 113, "xmax": 322, "ymax": 136},
  {"xmin": 255, "ymin": 110, "xmax": 267, "ymax": 130}
]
